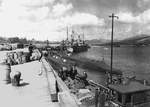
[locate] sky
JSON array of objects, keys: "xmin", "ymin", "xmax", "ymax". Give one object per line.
[{"xmin": 0, "ymin": 0, "xmax": 150, "ymax": 41}]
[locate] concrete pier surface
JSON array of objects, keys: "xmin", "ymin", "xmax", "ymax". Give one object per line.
[{"xmin": 0, "ymin": 61, "xmax": 59, "ymax": 107}]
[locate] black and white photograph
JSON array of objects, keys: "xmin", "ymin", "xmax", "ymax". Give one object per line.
[{"xmin": 0, "ymin": 0, "xmax": 150, "ymax": 107}]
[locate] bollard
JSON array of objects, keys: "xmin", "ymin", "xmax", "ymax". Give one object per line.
[
  {"xmin": 0, "ymin": 62, "xmax": 11, "ymax": 84},
  {"xmin": 10, "ymin": 71, "xmax": 21, "ymax": 86},
  {"xmin": 5, "ymin": 63, "xmax": 11, "ymax": 84}
]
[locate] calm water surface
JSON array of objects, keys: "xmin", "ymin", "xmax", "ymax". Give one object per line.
[{"xmin": 75, "ymin": 45, "xmax": 150, "ymax": 83}]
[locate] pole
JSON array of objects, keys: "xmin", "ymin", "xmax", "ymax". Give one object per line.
[
  {"xmin": 109, "ymin": 13, "xmax": 118, "ymax": 84},
  {"xmin": 95, "ymin": 88, "xmax": 99, "ymax": 107},
  {"xmin": 46, "ymin": 38, "xmax": 49, "ymax": 47},
  {"xmin": 83, "ymin": 32, "xmax": 85, "ymax": 44},
  {"xmin": 67, "ymin": 26, "xmax": 68, "ymax": 41}
]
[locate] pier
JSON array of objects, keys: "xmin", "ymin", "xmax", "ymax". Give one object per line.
[
  {"xmin": 1, "ymin": 47, "xmax": 150, "ymax": 107},
  {"xmin": 0, "ymin": 49, "xmax": 79, "ymax": 107}
]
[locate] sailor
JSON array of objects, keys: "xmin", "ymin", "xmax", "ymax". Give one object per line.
[
  {"xmin": 61, "ymin": 67, "xmax": 67, "ymax": 81},
  {"xmin": 58, "ymin": 68, "xmax": 63, "ymax": 78},
  {"xmin": 28, "ymin": 44, "xmax": 34, "ymax": 53},
  {"xmin": 106, "ymin": 72, "xmax": 111, "ymax": 85},
  {"xmin": 143, "ymin": 79, "xmax": 148, "ymax": 86},
  {"xmin": 42, "ymin": 50, "xmax": 48, "ymax": 57},
  {"xmin": 26, "ymin": 52, "xmax": 31, "ymax": 62},
  {"xmin": 67, "ymin": 65, "xmax": 73, "ymax": 77},
  {"xmin": 102, "ymin": 57, "xmax": 104, "ymax": 62},
  {"xmin": 26, "ymin": 44, "xmax": 33, "ymax": 62},
  {"xmin": 118, "ymin": 75, "xmax": 122, "ymax": 84},
  {"xmin": 38, "ymin": 51, "xmax": 43, "ymax": 62},
  {"xmin": 70, "ymin": 65, "xmax": 77, "ymax": 80},
  {"xmin": 80, "ymin": 71, "xmax": 88, "ymax": 86},
  {"xmin": 83, "ymin": 72, "xmax": 87, "ymax": 80}
]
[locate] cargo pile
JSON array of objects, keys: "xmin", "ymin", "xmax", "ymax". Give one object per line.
[
  {"xmin": 30, "ymin": 49, "xmax": 41, "ymax": 61},
  {"xmin": 0, "ymin": 44, "xmax": 12, "ymax": 51},
  {"xmin": 6, "ymin": 49, "xmax": 41, "ymax": 65}
]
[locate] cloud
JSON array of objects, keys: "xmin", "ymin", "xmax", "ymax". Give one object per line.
[
  {"xmin": 52, "ymin": 3, "xmax": 73, "ymax": 17},
  {"xmin": 137, "ymin": 0, "xmax": 150, "ymax": 9},
  {"xmin": 117, "ymin": 12, "xmax": 139, "ymax": 23},
  {"xmin": 0, "ymin": 0, "xmax": 149, "ymax": 41},
  {"xmin": 23, "ymin": 0, "xmax": 55, "ymax": 8},
  {"xmin": 117, "ymin": 9, "xmax": 150, "ymax": 24},
  {"xmin": 138, "ymin": 9, "xmax": 150, "ymax": 24},
  {"xmin": 24, "ymin": 7, "xmax": 50, "ymax": 21},
  {"xmin": 0, "ymin": 0, "xmax": 105, "ymax": 41},
  {"xmin": 0, "ymin": 0, "xmax": 65, "ymax": 40},
  {"xmin": 61, "ymin": 12, "xmax": 104, "ymax": 26},
  {"xmin": 114, "ymin": 9, "xmax": 150, "ymax": 40}
]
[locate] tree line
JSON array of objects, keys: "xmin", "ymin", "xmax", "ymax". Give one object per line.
[{"xmin": 0, "ymin": 37, "xmax": 48, "ymax": 44}]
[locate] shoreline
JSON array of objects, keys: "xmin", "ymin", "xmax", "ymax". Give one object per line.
[
  {"xmin": 63, "ymin": 55, "xmax": 122, "ymax": 75},
  {"xmin": 47, "ymin": 51, "xmax": 122, "ymax": 76}
]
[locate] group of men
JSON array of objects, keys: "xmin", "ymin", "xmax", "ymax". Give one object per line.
[{"xmin": 58, "ymin": 65, "xmax": 78, "ymax": 81}]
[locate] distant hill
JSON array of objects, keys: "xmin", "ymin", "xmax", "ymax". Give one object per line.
[
  {"xmin": 117, "ymin": 34, "xmax": 150, "ymax": 46},
  {"xmin": 86, "ymin": 39, "xmax": 110, "ymax": 45},
  {"xmin": 0, "ymin": 36, "xmax": 48, "ymax": 44},
  {"xmin": 92, "ymin": 34, "xmax": 150, "ymax": 46}
]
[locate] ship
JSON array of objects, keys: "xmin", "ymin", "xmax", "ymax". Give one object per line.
[
  {"xmin": 70, "ymin": 30, "xmax": 90, "ymax": 53},
  {"xmin": 61, "ymin": 28, "xmax": 90, "ymax": 54}
]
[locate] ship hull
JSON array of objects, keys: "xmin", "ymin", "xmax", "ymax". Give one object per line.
[{"xmin": 72, "ymin": 45, "xmax": 89, "ymax": 53}]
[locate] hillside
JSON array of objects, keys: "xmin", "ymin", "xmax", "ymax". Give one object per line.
[
  {"xmin": 92, "ymin": 34, "xmax": 150, "ymax": 46},
  {"xmin": 117, "ymin": 34, "xmax": 150, "ymax": 46},
  {"xmin": 86, "ymin": 39, "xmax": 110, "ymax": 45}
]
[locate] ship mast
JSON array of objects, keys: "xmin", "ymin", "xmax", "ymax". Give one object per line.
[
  {"xmin": 66, "ymin": 26, "xmax": 69, "ymax": 41},
  {"xmin": 109, "ymin": 13, "xmax": 118, "ymax": 84},
  {"xmin": 46, "ymin": 39, "xmax": 49, "ymax": 47},
  {"xmin": 83, "ymin": 32, "xmax": 85, "ymax": 44},
  {"xmin": 71, "ymin": 30, "xmax": 74, "ymax": 45},
  {"xmin": 78, "ymin": 35, "xmax": 80, "ymax": 43},
  {"xmin": 82, "ymin": 26, "xmax": 85, "ymax": 44}
]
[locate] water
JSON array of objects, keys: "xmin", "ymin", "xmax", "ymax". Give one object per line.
[
  {"xmin": 75, "ymin": 45, "xmax": 150, "ymax": 83},
  {"xmin": 77, "ymin": 67, "xmax": 107, "ymax": 85}
]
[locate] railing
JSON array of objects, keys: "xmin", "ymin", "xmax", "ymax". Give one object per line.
[{"xmin": 88, "ymin": 80, "xmax": 109, "ymax": 91}]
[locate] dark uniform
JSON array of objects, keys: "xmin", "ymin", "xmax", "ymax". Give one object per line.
[
  {"xmin": 70, "ymin": 66, "xmax": 77, "ymax": 80},
  {"xmin": 26, "ymin": 44, "xmax": 34, "ymax": 62}
]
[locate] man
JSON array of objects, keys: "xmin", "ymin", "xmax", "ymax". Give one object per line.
[
  {"xmin": 26, "ymin": 44, "xmax": 34, "ymax": 62},
  {"xmin": 70, "ymin": 65, "xmax": 77, "ymax": 80},
  {"xmin": 62, "ymin": 67, "xmax": 67, "ymax": 81}
]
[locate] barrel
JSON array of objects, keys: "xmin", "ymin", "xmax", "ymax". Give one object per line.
[{"xmin": 0, "ymin": 63, "xmax": 11, "ymax": 84}]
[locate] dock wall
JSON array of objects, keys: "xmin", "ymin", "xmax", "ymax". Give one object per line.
[{"xmin": 41, "ymin": 58, "xmax": 80, "ymax": 107}]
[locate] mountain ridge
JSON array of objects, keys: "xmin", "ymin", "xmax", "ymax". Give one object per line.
[{"xmin": 90, "ymin": 34, "xmax": 150, "ymax": 46}]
